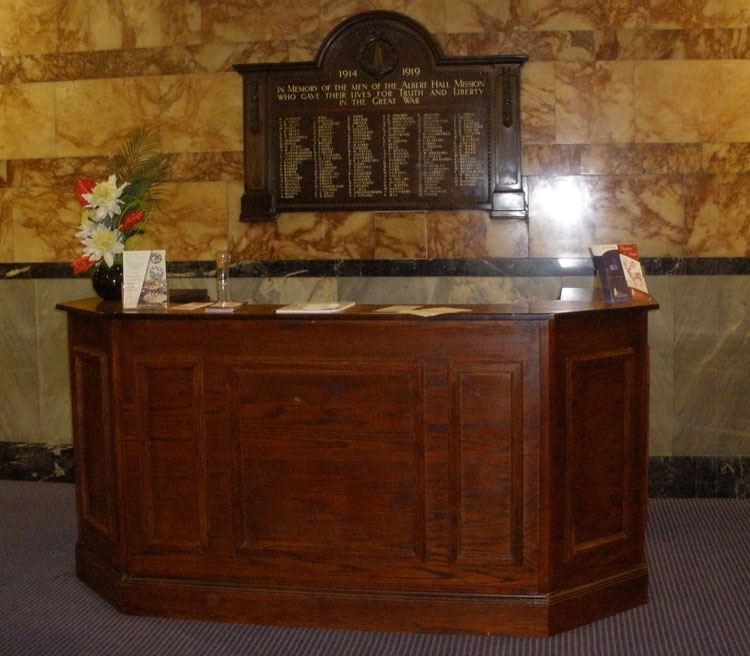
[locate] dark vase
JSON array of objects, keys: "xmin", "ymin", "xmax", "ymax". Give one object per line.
[{"xmin": 92, "ymin": 263, "xmax": 123, "ymax": 300}]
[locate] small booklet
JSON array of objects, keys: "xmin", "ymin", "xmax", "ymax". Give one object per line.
[
  {"xmin": 170, "ymin": 302, "xmax": 213, "ymax": 311},
  {"xmin": 204, "ymin": 301, "xmax": 247, "ymax": 313},
  {"xmin": 276, "ymin": 302, "xmax": 355, "ymax": 314},
  {"xmin": 374, "ymin": 305, "xmax": 472, "ymax": 317},
  {"xmin": 590, "ymin": 243, "xmax": 649, "ymax": 303}
]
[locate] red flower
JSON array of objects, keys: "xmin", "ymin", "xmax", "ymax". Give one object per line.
[
  {"xmin": 119, "ymin": 209, "xmax": 145, "ymax": 231},
  {"xmin": 75, "ymin": 178, "xmax": 96, "ymax": 207},
  {"xmin": 71, "ymin": 255, "xmax": 94, "ymax": 275}
]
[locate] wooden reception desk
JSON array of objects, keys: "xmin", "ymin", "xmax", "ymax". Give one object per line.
[{"xmin": 58, "ymin": 297, "xmax": 657, "ymax": 637}]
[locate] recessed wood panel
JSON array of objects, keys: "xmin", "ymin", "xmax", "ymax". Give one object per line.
[
  {"xmin": 231, "ymin": 361, "xmax": 425, "ymax": 559},
  {"xmin": 564, "ymin": 348, "xmax": 635, "ymax": 558},
  {"xmin": 135, "ymin": 358, "xmax": 208, "ymax": 553},
  {"xmin": 72, "ymin": 346, "xmax": 116, "ymax": 541},
  {"xmin": 449, "ymin": 362, "xmax": 524, "ymax": 566}
]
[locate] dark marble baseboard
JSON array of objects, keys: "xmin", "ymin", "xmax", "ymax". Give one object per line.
[
  {"xmin": 2, "ymin": 257, "xmax": 750, "ymax": 280},
  {"xmin": 648, "ymin": 456, "xmax": 750, "ymax": 499},
  {"xmin": 1, "ymin": 442, "xmax": 747, "ymax": 497},
  {"xmin": 0, "ymin": 442, "xmax": 74, "ymax": 483}
]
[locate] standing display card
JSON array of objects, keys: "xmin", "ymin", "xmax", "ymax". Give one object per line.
[
  {"xmin": 590, "ymin": 243, "xmax": 649, "ymax": 303},
  {"xmin": 122, "ymin": 250, "xmax": 168, "ymax": 309}
]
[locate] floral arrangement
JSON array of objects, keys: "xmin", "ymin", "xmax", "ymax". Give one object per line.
[{"xmin": 71, "ymin": 128, "xmax": 170, "ymax": 275}]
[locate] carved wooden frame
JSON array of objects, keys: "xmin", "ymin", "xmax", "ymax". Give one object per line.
[{"xmin": 234, "ymin": 11, "xmax": 527, "ymax": 221}]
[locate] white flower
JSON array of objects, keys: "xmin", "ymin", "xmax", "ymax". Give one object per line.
[
  {"xmin": 82, "ymin": 174, "xmax": 127, "ymax": 220},
  {"xmin": 81, "ymin": 225, "xmax": 125, "ymax": 267}
]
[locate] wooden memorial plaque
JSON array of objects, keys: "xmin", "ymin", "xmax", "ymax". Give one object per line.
[{"xmin": 234, "ymin": 11, "xmax": 527, "ymax": 221}]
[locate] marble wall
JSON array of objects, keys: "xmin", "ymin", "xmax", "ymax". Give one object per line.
[
  {"xmin": 0, "ymin": 1, "xmax": 748, "ymax": 460},
  {"xmin": 1, "ymin": 0, "xmax": 749, "ymax": 260}
]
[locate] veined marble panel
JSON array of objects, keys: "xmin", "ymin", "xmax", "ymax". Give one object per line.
[
  {"xmin": 555, "ymin": 61, "xmax": 634, "ymax": 144},
  {"xmin": 87, "ymin": 0, "xmax": 202, "ymax": 51},
  {"xmin": 0, "ymin": 189, "xmax": 13, "ymax": 261},
  {"xmin": 634, "ymin": 61, "xmax": 719, "ymax": 143},
  {"xmin": 716, "ymin": 61, "xmax": 750, "ymax": 142},
  {"xmin": 527, "ymin": 0, "xmax": 651, "ymax": 30},
  {"xmin": 0, "ymin": 0, "xmax": 88, "ymax": 56},
  {"xmin": 201, "ymin": 0, "xmax": 319, "ymax": 42},
  {"xmin": 644, "ymin": 276, "xmax": 675, "ymax": 457},
  {"xmin": 55, "ymin": 76, "xmax": 162, "ymax": 157},
  {"xmin": 274, "ymin": 212, "xmax": 332, "ymax": 260},
  {"xmin": 4, "ymin": 156, "xmax": 109, "ymax": 188},
  {"xmin": 319, "ymin": 1, "xmax": 445, "ymax": 35},
  {"xmin": 35, "ymin": 278, "xmax": 89, "ymax": 444},
  {"xmin": 229, "ymin": 219, "xmax": 277, "ymax": 261},
  {"xmin": 336, "ymin": 275, "xmax": 561, "ymax": 305},
  {"xmin": 671, "ymin": 276, "xmax": 719, "ymax": 455},
  {"xmin": 329, "ymin": 212, "xmax": 376, "ymax": 259},
  {"xmin": 521, "ymin": 62, "xmax": 556, "ymax": 145},
  {"xmin": 374, "ymin": 212, "xmax": 428, "ymax": 259},
  {"xmin": 683, "ymin": 174, "xmax": 719, "ymax": 257},
  {"xmin": 0, "ymin": 83, "xmax": 56, "ymax": 159},
  {"xmin": 710, "ymin": 0, "xmax": 750, "ymax": 29},
  {"xmin": 703, "ymin": 143, "xmax": 750, "ymax": 174},
  {"xmin": 247, "ymin": 276, "xmax": 337, "ymax": 305},
  {"xmin": 499, "ymin": 30, "xmax": 597, "ymax": 62},
  {"xmin": 439, "ymin": 32, "xmax": 504, "ymax": 57},
  {"xmin": 144, "ymin": 181, "xmax": 228, "ymax": 260},
  {"xmin": 0, "ymin": 280, "xmax": 40, "ymax": 443},
  {"xmin": 599, "ymin": 29, "xmax": 722, "ymax": 60},
  {"xmin": 426, "ymin": 211, "xmax": 528, "ymax": 258},
  {"xmin": 717, "ymin": 174, "xmax": 750, "ymax": 256},
  {"xmin": 158, "ymin": 73, "xmax": 243, "ymax": 153},
  {"xmin": 580, "ymin": 144, "xmax": 702, "ymax": 176},
  {"xmin": 524, "ymin": 143, "xmax": 703, "ymax": 177},
  {"xmin": 526, "ymin": 0, "xmax": 741, "ymax": 31},
  {"xmin": 716, "ymin": 276, "xmax": 750, "ymax": 453},
  {"xmin": 12, "ymin": 187, "xmax": 81, "ymax": 263},
  {"xmin": 444, "ymin": 0, "xmax": 525, "ymax": 32}
]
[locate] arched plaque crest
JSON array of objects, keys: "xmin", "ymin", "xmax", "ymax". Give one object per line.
[{"xmin": 234, "ymin": 11, "xmax": 527, "ymax": 221}]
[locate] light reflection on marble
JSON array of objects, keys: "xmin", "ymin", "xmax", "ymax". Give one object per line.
[{"xmin": 528, "ymin": 175, "xmax": 686, "ymax": 258}]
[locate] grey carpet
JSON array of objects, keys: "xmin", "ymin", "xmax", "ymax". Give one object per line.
[{"xmin": 0, "ymin": 480, "xmax": 747, "ymax": 656}]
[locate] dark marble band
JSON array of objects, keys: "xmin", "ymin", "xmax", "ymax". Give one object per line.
[
  {"xmin": 2, "ymin": 257, "xmax": 749, "ymax": 280},
  {"xmin": 1, "ymin": 442, "xmax": 746, "ymax": 497}
]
